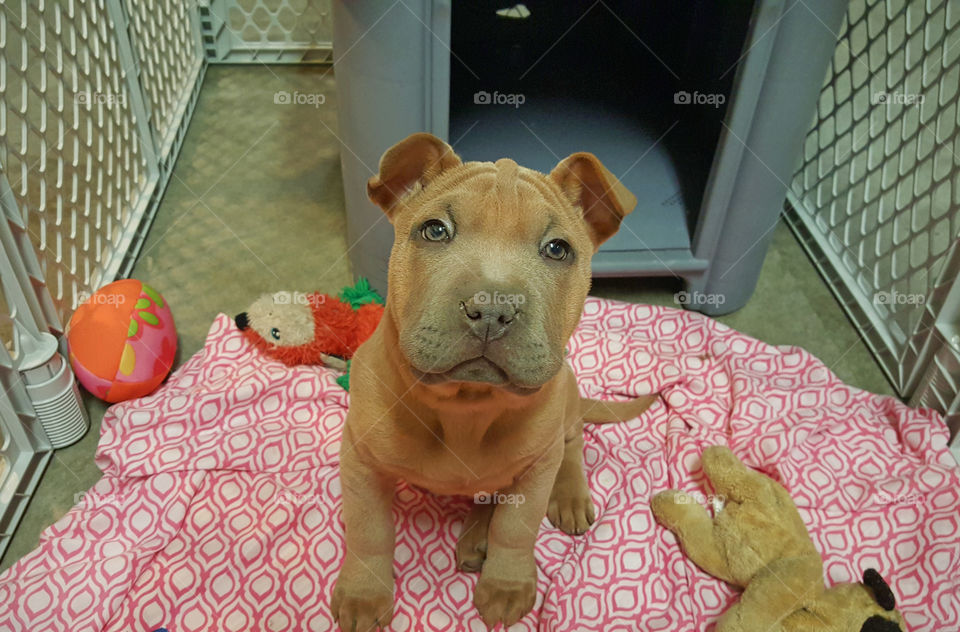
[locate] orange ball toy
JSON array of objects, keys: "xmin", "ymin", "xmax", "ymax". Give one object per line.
[{"xmin": 67, "ymin": 279, "xmax": 177, "ymax": 403}]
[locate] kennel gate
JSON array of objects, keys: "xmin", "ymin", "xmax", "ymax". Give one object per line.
[
  {"xmin": 0, "ymin": 0, "xmax": 205, "ymax": 561},
  {"xmin": 0, "ymin": 0, "xmax": 958, "ymax": 562},
  {"xmin": 784, "ymin": 0, "xmax": 960, "ymax": 447}
]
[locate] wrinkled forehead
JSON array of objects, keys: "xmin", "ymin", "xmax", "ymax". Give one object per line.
[{"xmin": 402, "ymin": 158, "xmax": 579, "ymax": 233}]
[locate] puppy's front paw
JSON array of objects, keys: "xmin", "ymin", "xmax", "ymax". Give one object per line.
[
  {"xmin": 474, "ymin": 569, "xmax": 537, "ymax": 628},
  {"xmin": 331, "ymin": 566, "xmax": 395, "ymax": 631},
  {"xmin": 457, "ymin": 502, "xmax": 494, "ymax": 572},
  {"xmin": 547, "ymin": 493, "xmax": 596, "ymax": 535},
  {"xmin": 456, "ymin": 525, "xmax": 489, "ymax": 573}
]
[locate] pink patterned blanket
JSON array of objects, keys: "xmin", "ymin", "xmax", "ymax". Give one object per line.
[{"xmin": 2, "ymin": 298, "xmax": 958, "ymax": 631}]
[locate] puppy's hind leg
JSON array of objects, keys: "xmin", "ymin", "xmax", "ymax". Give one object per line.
[{"xmin": 457, "ymin": 501, "xmax": 494, "ymax": 572}]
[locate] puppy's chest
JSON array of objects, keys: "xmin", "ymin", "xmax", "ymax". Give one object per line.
[{"xmin": 377, "ymin": 430, "xmax": 539, "ymax": 496}]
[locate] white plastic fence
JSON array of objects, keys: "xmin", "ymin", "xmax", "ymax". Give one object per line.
[
  {"xmin": 0, "ymin": 0, "xmax": 204, "ymax": 333},
  {"xmin": 785, "ymin": 0, "xmax": 960, "ymax": 445},
  {"xmin": 0, "ymin": 0, "xmax": 204, "ymax": 560},
  {"xmin": 198, "ymin": 0, "xmax": 333, "ymax": 63}
]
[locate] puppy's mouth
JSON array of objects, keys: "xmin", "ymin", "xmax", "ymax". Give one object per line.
[{"xmin": 411, "ymin": 357, "xmax": 543, "ymax": 396}]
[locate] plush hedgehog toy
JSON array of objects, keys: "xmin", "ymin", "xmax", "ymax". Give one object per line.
[
  {"xmin": 651, "ymin": 445, "xmax": 904, "ymax": 632},
  {"xmin": 234, "ymin": 279, "xmax": 384, "ymax": 389}
]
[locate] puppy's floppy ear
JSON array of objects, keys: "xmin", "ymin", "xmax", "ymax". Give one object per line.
[
  {"xmin": 367, "ymin": 132, "xmax": 462, "ymax": 218},
  {"xmin": 550, "ymin": 152, "xmax": 637, "ymax": 249}
]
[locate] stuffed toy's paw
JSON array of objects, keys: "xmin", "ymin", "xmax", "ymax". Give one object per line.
[{"xmin": 652, "ymin": 445, "xmax": 905, "ymax": 632}]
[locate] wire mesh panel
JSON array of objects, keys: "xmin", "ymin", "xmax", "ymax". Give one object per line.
[
  {"xmin": 121, "ymin": 0, "xmax": 204, "ymax": 157},
  {"xmin": 786, "ymin": 0, "xmax": 960, "ymax": 396},
  {"xmin": 114, "ymin": 0, "xmax": 206, "ymax": 274},
  {"xmin": 0, "ymin": 183, "xmax": 60, "ymax": 562},
  {"xmin": 0, "ymin": 0, "xmax": 155, "ymax": 330},
  {"xmin": 908, "ymin": 241, "xmax": 960, "ymax": 447},
  {"xmin": 911, "ymin": 338, "xmax": 960, "ymax": 437},
  {"xmin": 0, "ymin": 0, "xmax": 206, "ymax": 331},
  {"xmin": 199, "ymin": 0, "xmax": 332, "ymax": 63},
  {"xmin": 0, "ymin": 0, "xmax": 205, "ymax": 560}
]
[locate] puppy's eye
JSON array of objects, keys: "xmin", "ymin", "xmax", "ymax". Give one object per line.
[
  {"xmin": 270, "ymin": 327, "xmax": 281, "ymax": 341},
  {"xmin": 541, "ymin": 239, "xmax": 572, "ymax": 261},
  {"xmin": 420, "ymin": 219, "xmax": 451, "ymax": 242}
]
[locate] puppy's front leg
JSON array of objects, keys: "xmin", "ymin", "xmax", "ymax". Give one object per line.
[
  {"xmin": 331, "ymin": 432, "xmax": 397, "ymax": 632},
  {"xmin": 473, "ymin": 439, "xmax": 563, "ymax": 628}
]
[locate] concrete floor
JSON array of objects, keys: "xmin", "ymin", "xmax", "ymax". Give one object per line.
[{"xmin": 0, "ymin": 65, "xmax": 896, "ymax": 572}]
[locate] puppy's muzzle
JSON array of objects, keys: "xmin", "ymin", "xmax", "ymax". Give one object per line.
[{"xmin": 459, "ymin": 290, "xmax": 521, "ymax": 342}]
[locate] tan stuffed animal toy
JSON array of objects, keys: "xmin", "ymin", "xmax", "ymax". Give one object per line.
[{"xmin": 651, "ymin": 445, "xmax": 904, "ymax": 632}]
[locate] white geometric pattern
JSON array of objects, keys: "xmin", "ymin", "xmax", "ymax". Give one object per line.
[{"xmin": 0, "ymin": 298, "xmax": 957, "ymax": 631}]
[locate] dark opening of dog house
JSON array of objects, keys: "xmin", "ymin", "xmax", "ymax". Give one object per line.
[
  {"xmin": 449, "ymin": 1, "xmax": 753, "ymax": 274},
  {"xmin": 336, "ymin": 0, "xmax": 846, "ymax": 314}
]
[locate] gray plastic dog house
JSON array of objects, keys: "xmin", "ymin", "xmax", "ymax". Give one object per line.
[{"xmin": 333, "ymin": 0, "xmax": 846, "ymax": 315}]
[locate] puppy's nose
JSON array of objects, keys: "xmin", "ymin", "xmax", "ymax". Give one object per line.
[
  {"xmin": 460, "ymin": 291, "xmax": 521, "ymax": 342},
  {"xmin": 235, "ymin": 312, "xmax": 249, "ymax": 330}
]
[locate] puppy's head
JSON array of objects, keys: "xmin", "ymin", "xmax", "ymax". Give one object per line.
[{"xmin": 368, "ymin": 132, "xmax": 635, "ymax": 392}]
